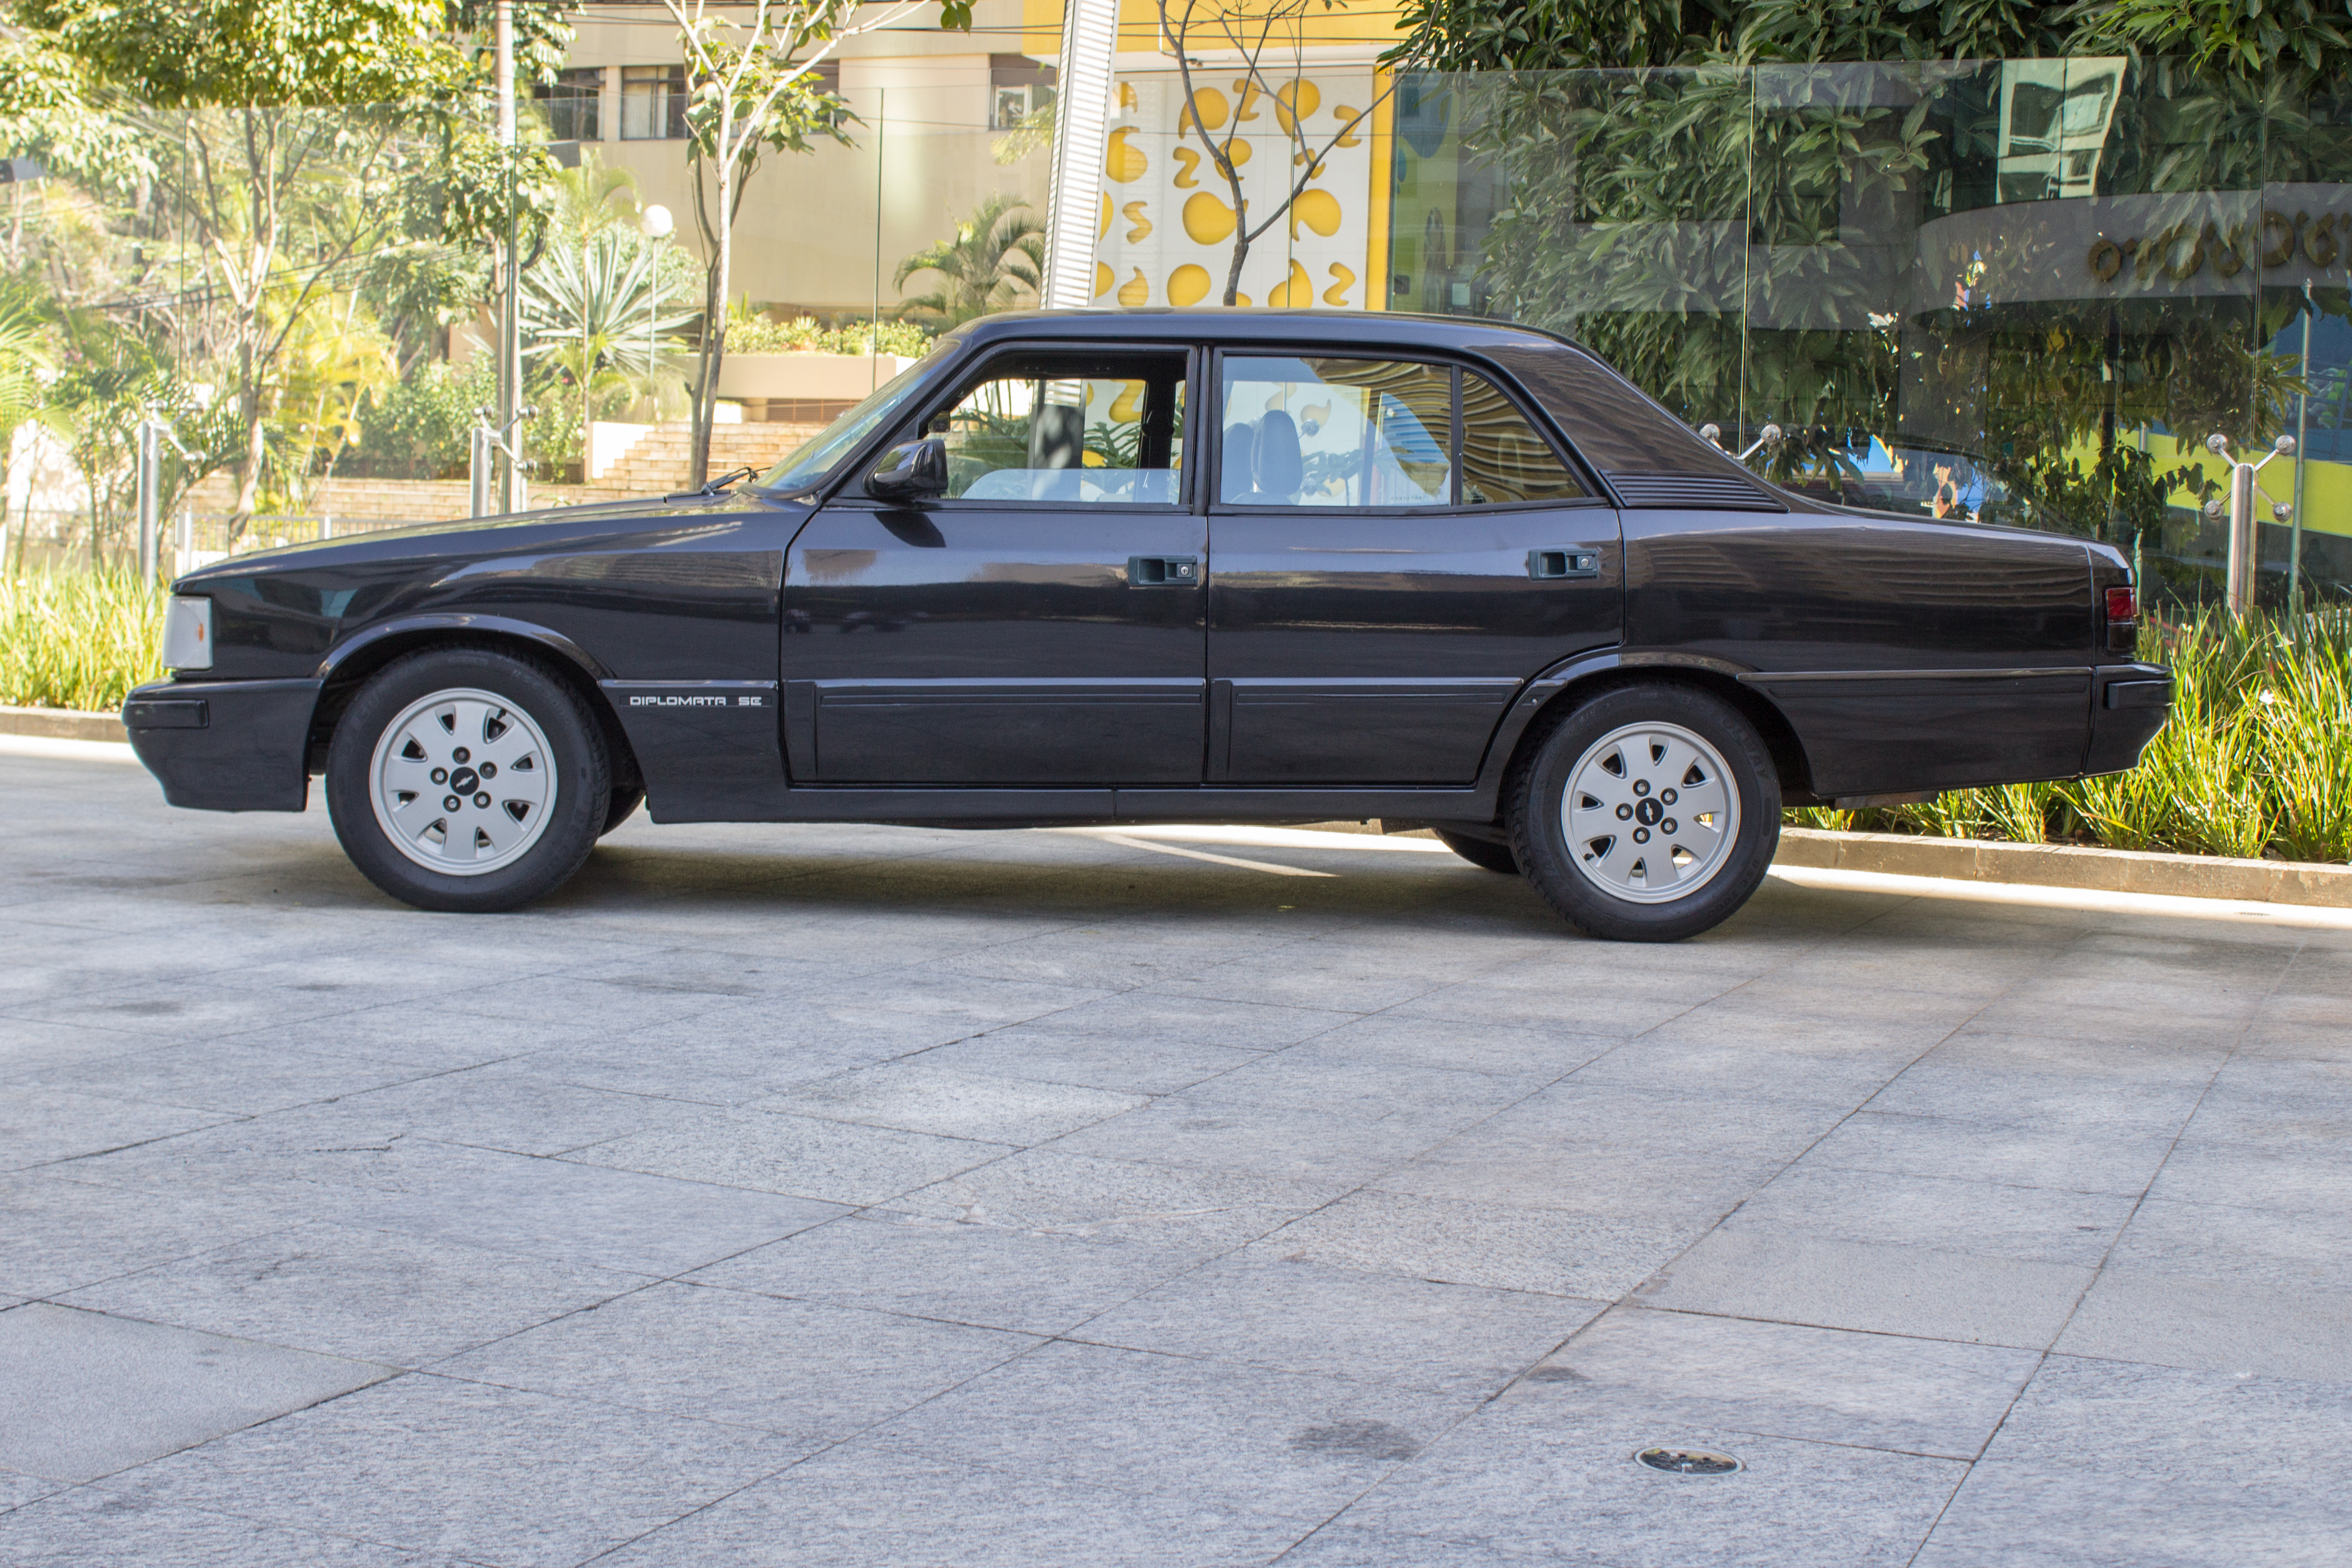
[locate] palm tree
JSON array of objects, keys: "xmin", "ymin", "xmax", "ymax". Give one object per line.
[
  {"xmin": 894, "ymin": 194, "xmax": 1046, "ymax": 327},
  {"xmin": 520, "ymin": 230, "xmax": 696, "ymax": 474}
]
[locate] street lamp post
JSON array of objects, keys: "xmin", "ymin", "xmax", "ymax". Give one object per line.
[{"xmin": 642, "ymin": 204, "xmax": 673, "ymax": 416}]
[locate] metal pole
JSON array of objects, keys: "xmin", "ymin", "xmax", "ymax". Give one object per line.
[
  {"xmin": 872, "ymin": 89, "xmax": 884, "ymax": 392},
  {"xmin": 2227, "ymin": 457, "xmax": 2257, "ymax": 619},
  {"xmin": 2292, "ymin": 285, "xmax": 2313, "ymax": 617},
  {"xmin": 471, "ymin": 422, "xmax": 493, "ymax": 518},
  {"xmin": 136, "ymin": 418, "xmax": 160, "ymax": 581},
  {"xmin": 495, "ymin": 1, "xmax": 521, "ymax": 514}
]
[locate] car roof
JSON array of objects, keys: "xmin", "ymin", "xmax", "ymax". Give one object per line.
[{"xmin": 951, "ymin": 307, "xmax": 1572, "ymax": 356}]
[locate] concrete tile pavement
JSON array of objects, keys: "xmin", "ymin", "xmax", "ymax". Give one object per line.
[{"xmin": 2, "ymin": 745, "xmax": 2349, "ymax": 1565}]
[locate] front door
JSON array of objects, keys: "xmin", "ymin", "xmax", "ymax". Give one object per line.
[
  {"xmin": 1207, "ymin": 353, "xmax": 1620, "ymax": 784},
  {"xmin": 783, "ymin": 345, "xmax": 1203, "ymax": 785}
]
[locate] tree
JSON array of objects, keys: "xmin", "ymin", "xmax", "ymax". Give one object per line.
[
  {"xmin": 0, "ymin": 281, "xmax": 66, "ymax": 567},
  {"xmin": 893, "ymin": 194, "xmax": 1045, "ymax": 326},
  {"xmin": 1161, "ymin": 0, "xmax": 1398, "ymax": 306},
  {"xmin": 520, "ymin": 228, "xmax": 696, "ymax": 473},
  {"xmin": 7, "ymin": 0, "xmax": 569, "ymax": 534},
  {"xmin": 662, "ymin": 0, "xmax": 971, "ymax": 485}
]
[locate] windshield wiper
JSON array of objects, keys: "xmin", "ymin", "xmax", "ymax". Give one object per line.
[{"xmin": 670, "ymin": 466, "xmax": 759, "ymax": 500}]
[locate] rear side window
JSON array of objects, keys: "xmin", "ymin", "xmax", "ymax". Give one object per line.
[
  {"xmin": 1461, "ymin": 373, "xmax": 1587, "ymax": 504},
  {"xmin": 1219, "ymin": 356, "xmax": 1588, "ymax": 508},
  {"xmin": 1220, "ymin": 357, "xmax": 1452, "ymax": 507}
]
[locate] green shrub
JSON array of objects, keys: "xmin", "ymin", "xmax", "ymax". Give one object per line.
[
  {"xmin": 726, "ymin": 312, "xmax": 932, "ymax": 358},
  {"xmin": 0, "ymin": 571, "xmax": 165, "ymax": 712}
]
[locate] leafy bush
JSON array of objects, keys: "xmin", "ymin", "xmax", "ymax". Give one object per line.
[
  {"xmin": 1790, "ymin": 606, "xmax": 2352, "ymax": 864},
  {"xmin": 340, "ymin": 357, "xmax": 498, "ymax": 480},
  {"xmin": 726, "ymin": 310, "xmax": 932, "ymax": 358},
  {"xmin": 0, "ymin": 571, "xmax": 165, "ymax": 711}
]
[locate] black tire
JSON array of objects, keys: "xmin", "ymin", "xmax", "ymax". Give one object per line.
[
  {"xmin": 1433, "ymin": 828, "xmax": 1519, "ymax": 874},
  {"xmin": 1508, "ymin": 682, "xmax": 1780, "ymax": 942},
  {"xmin": 326, "ymin": 646, "xmax": 610, "ymax": 913},
  {"xmin": 600, "ymin": 785, "xmax": 645, "ymax": 837}
]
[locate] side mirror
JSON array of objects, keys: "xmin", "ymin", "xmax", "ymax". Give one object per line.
[{"xmin": 868, "ymin": 437, "xmax": 948, "ymax": 501}]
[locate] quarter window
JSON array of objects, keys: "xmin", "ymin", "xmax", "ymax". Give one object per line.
[
  {"xmin": 1220, "ymin": 357, "xmax": 1452, "ymax": 507},
  {"xmin": 928, "ymin": 350, "xmax": 1188, "ymax": 504},
  {"xmin": 1461, "ymin": 372, "xmax": 1587, "ymax": 504}
]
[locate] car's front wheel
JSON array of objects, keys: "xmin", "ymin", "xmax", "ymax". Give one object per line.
[
  {"xmin": 326, "ymin": 647, "xmax": 609, "ymax": 912},
  {"xmin": 1509, "ymin": 683, "xmax": 1779, "ymax": 942}
]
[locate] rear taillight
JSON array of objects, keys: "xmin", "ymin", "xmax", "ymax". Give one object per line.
[{"xmin": 2105, "ymin": 585, "xmax": 2137, "ymax": 654}]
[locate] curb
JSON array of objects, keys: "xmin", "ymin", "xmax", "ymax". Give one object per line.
[
  {"xmin": 0, "ymin": 705, "xmax": 126, "ymax": 744},
  {"xmin": 1773, "ymin": 826, "xmax": 2352, "ymax": 909}
]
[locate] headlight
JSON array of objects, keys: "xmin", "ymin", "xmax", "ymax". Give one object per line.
[{"xmin": 162, "ymin": 595, "xmax": 213, "ymax": 671}]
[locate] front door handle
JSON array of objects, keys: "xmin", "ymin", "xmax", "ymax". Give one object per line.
[
  {"xmin": 1128, "ymin": 555, "xmax": 1201, "ymax": 587},
  {"xmin": 1528, "ymin": 548, "xmax": 1599, "ymax": 581}
]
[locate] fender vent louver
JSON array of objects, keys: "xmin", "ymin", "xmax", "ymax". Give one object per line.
[{"xmin": 1606, "ymin": 472, "xmax": 1783, "ymax": 511}]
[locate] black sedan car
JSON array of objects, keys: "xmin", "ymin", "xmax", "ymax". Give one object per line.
[{"xmin": 123, "ymin": 309, "xmax": 2171, "ymax": 941}]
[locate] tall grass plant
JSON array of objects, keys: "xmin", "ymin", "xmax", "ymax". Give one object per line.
[{"xmin": 1, "ymin": 571, "xmax": 166, "ymax": 712}]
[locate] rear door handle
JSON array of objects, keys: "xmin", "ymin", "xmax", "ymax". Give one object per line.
[
  {"xmin": 1128, "ymin": 555, "xmax": 1201, "ymax": 587},
  {"xmin": 1528, "ymin": 548, "xmax": 1599, "ymax": 581}
]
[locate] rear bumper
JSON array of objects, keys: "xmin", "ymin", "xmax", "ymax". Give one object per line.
[
  {"xmin": 2084, "ymin": 662, "xmax": 2171, "ymax": 776},
  {"xmin": 123, "ymin": 677, "xmax": 318, "ymax": 811}
]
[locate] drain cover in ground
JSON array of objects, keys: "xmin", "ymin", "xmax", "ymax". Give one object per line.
[{"xmin": 1636, "ymin": 1446, "xmax": 1741, "ymax": 1475}]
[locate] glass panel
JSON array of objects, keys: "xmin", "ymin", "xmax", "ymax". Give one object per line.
[
  {"xmin": 933, "ymin": 351, "xmax": 1187, "ymax": 504},
  {"xmin": 758, "ymin": 343, "xmax": 956, "ymax": 494},
  {"xmin": 1220, "ymin": 357, "xmax": 1452, "ymax": 507},
  {"xmin": 620, "ymin": 66, "xmax": 686, "ymax": 141},
  {"xmin": 1461, "ymin": 373, "xmax": 1587, "ymax": 503}
]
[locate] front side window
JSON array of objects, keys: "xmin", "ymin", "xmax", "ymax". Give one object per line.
[
  {"xmin": 1219, "ymin": 357, "xmax": 1452, "ymax": 507},
  {"xmin": 620, "ymin": 65, "xmax": 687, "ymax": 140},
  {"xmin": 928, "ymin": 349, "xmax": 1188, "ymax": 504}
]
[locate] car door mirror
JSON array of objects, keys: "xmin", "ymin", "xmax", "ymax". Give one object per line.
[{"xmin": 867, "ymin": 437, "xmax": 948, "ymax": 502}]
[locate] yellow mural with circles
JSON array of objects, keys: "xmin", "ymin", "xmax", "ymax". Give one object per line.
[{"xmin": 1089, "ymin": 68, "xmax": 1383, "ymax": 312}]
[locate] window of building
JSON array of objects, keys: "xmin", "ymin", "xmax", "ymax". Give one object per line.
[
  {"xmin": 989, "ymin": 54, "xmax": 1057, "ymax": 130},
  {"xmin": 535, "ymin": 66, "xmax": 604, "ymax": 143},
  {"xmin": 621, "ymin": 65, "xmax": 687, "ymax": 141}
]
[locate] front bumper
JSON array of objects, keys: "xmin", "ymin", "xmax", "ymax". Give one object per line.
[
  {"xmin": 2084, "ymin": 662, "xmax": 2172, "ymax": 776},
  {"xmin": 123, "ymin": 677, "xmax": 320, "ymax": 812}
]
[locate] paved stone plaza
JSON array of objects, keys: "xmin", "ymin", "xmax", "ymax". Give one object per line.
[{"xmin": 1, "ymin": 741, "xmax": 2347, "ymax": 1566}]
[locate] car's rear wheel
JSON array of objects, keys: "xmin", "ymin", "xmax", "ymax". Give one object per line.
[
  {"xmin": 1433, "ymin": 828, "xmax": 1518, "ymax": 874},
  {"xmin": 326, "ymin": 647, "xmax": 609, "ymax": 912},
  {"xmin": 1509, "ymin": 683, "xmax": 1779, "ymax": 942}
]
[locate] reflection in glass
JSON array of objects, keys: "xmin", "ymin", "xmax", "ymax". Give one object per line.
[{"xmin": 1220, "ymin": 357, "xmax": 1451, "ymax": 506}]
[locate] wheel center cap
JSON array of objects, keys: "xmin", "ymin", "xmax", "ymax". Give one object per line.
[
  {"xmin": 1635, "ymin": 798, "xmax": 1664, "ymax": 826},
  {"xmin": 450, "ymin": 766, "xmax": 480, "ymax": 793}
]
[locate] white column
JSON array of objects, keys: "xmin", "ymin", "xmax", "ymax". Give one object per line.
[{"xmin": 1041, "ymin": 0, "xmax": 1119, "ymax": 309}]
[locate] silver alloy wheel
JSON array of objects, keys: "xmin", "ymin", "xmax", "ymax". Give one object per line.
[
  {"xmin": 1560, "ymin": 720, "xmax": 1741, "ymax": 905},
  {"xmin": 368, "ymin": 687, "xmax": 557, "ymax": 877}
]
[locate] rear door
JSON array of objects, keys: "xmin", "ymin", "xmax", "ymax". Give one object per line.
[
  {"xmin": 783, "ymin": 344, "xmax": 1204, "ymax": 784},
  {"xmin": 1205, "ymin": 351, "xmax": 1620, "ymax": 784}
]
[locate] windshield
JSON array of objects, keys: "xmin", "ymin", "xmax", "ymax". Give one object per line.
[{"xmin": 753, "ymin": 339, "xmax": 959, "ymax": 495}]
